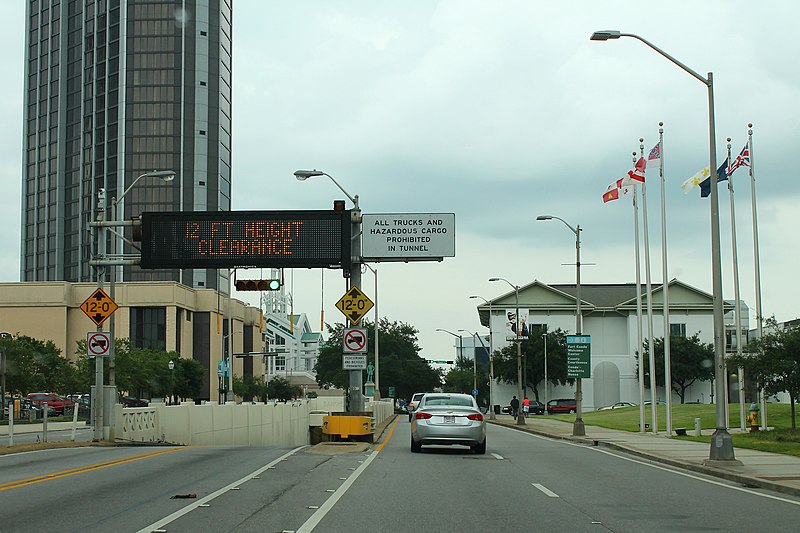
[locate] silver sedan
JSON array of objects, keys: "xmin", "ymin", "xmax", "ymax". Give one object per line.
[{"xmin": 410, "ymin": 393, "xmax": 486, "ymax": 454}]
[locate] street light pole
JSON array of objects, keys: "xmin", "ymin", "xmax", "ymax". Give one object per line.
[
  {"xmin": 590, "ymin": 30, "xmax": 736, "ymax": 461},
  {"xmin": 470, "ymin": 295, "xmax": 495, "ymax": 420},
  {"xmin": 435, "ymin": 328, "xmax": 463, "ymax": 370},
  {"xmin": 489, "ymin": 278, "xmax": 525, "ymax": 425},
  {"xmin": 294, "ymin": 169, "xmax": 364, "ymax": 413},
  {"xmin": 458, "ymin": 329, "xmax": 477, "ymax": 394},
  {"xmin": 543, "ymin": 332, "xmax": 548, "ymax": 414},
  {"xmin": 363, "ymin": 262, "xmax": 380, "ymax": 400},
  {"xmin": 168, "ymin": 359, "xmax": 175, "ymax": 405},
  {"xmin": 537, "ymin": 215, "xmax": 584, "ymax": 436},
  {"xmin": 108, "ymin": 170, "xmax": 175, "ymax": 395}
]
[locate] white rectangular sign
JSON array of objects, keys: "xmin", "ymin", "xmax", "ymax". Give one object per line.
[
  {"xmin": 342, "ymin": 354, "xmax": 368, "ymax": 370},
  {"xmin": 362, "ymin": 213, "xmax": 455, "ymax": 260}
]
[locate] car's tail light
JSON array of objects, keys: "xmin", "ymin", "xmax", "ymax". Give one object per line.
[
  {"xmin": 415, "ymin": 412, "xmax": 432, "ymax": 419},
  {"xmin": 467, "ymin": 413, "xmax": 483, "ymax": 421}
]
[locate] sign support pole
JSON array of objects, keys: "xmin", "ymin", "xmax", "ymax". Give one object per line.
[
  {"xmin": 349, "ymin": 198, "xmax": 364, "ymax": 414},
  {"xmin": 93, "ymin": 189, "xmax": 106, "ymax": 442}
]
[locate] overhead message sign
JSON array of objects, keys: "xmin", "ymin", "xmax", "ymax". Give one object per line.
[
  {"xmin": 140, "ymin": 210, "xmax": 351, "ymax": 270},
  {"xmin": 362, "ymin": 213, "xmax": 455, "ymax": 261},
  {"xmin": 566, "ymin": 335, "xmax": 592, "ymax": 379}
]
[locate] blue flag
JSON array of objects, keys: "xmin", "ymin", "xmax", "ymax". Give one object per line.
[{"xmin": 699, "ymin": 160, "xmax": 729, "ymax": 198}]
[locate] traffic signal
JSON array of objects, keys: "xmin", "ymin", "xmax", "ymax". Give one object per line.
[{"xmin": 235, "ymin": 279, "xmax": 281, "ymax": 291}]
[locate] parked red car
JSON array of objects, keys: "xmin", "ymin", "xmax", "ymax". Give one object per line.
[
  {"xmin": 25, "ymin": 393, "xmax": 76, "ymax": 415},
  {"xmin": 546, "ymin": 398, "xmax": 577, "ymax": 414}
]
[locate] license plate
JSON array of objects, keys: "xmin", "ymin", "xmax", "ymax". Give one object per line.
[{"xmin": 443, "ymin": 416, "xmax": 455, "ymax": 424}]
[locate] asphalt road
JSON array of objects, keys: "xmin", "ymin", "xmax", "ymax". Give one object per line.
[{"xmin": 1, "ymin": 417, "xmax": 799, "ymax": 532}]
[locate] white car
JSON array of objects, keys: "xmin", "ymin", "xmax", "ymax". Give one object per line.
[
  {"xmin": 599, "ymin": 401, "xmax": 637, "ymax": 410},
  {"xmin": 407, "ymin": 392, "xmax": 426, "ymax": 421},
  {"xmin": 410, "ymin": 393, "xmax": 487, "ymax": 454}
]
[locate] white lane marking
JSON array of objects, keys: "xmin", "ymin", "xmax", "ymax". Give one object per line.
[
  {"xmin": 491, "ymin": 453, "xmax": 504, "ymax": 460},
  {"xmin": 136, "ymin": 446, "xmax": 306, "ymax": 533},
  {"xmin": 296, "ymin": 450, "xmax": 380, "ymax": 533},
  {"xmin": 532, "ymin": 483, "xmax": 559, "ymax": 498},
  {"xmin": 495, "ymin": 424, "xmax": 800, "ymax": 507}
]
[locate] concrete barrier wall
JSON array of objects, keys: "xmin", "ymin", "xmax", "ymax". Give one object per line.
[{"xmin": 115, "ymin": 397, "xmax": 389, "ymax": 446}]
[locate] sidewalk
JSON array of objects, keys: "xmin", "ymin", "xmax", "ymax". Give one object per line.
[{"xmin": 489, "ymin": 415, "xmax": 800, "ymax": 498}]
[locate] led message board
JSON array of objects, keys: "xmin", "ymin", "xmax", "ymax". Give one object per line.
[{"xmin": 140, "ymin": 210, "xmax": 351, "ymax": 270}]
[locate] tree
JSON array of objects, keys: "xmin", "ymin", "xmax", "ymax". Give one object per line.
[
  {"xmin": 0, "ymin": 334, "xmax": 82, "ymax": 395},
  {"xmin": 266, "ymin": 376, "xmax": 302, "ymax": 401},
  {"xmin": 492, "ymin": 328, "xmax": 571, "ymax": 402},
  {"xmin": 637, "ymin": 334, "xmax": 714, "ymax": 403},
  {"xmin": 443, "ymin": 355, "xmax": 489, "ymax": 406},
  {"xmin": 234, "ymin": 374, "xmax": 267, "ymax": 402},
  {"xmin": 728, "ymin": 318, "xmax": 800, "ymax": 431},
  {"xmin": 315, "ymin": 318, "xmax": 441, "ymax": 401},
  {"xmin": 75, "ymin": 338, "xmax": 204, "ymax": 401}
]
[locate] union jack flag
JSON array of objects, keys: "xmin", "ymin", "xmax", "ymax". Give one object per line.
[
  {"xmin": 728, "ymin": 144, "xmax": 751, "ymax": 174},
  {"xmin": 647, "ymin": 142, "xmax": 662, "ymax": 161}
]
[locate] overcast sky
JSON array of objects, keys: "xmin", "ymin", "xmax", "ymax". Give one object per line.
[{"xmin": 1, "ymin": 1, "xmax": 798, "ymax": 359}]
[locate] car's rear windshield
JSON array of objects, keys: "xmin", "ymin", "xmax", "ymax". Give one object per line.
[{"xmin": 422, "ymin": 395, "xmax": 474, "ymax": 407}]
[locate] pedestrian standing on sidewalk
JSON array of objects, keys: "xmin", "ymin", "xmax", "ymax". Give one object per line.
[
  {"xmin": 522, "ymin": 396, "xmax": 530, "ymax": 418},
  {"xmin": 510, "ymin": 396, "xmax": 520, "ymax": 418}
]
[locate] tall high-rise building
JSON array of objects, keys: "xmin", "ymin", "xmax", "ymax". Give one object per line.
[{"xmin": 21, "ymin": 0, "xmax": 232, "ymax": 292}]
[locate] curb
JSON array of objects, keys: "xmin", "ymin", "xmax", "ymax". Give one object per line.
[{"xmin": 489, "ymin": 420, "xmax": 800, "ymax": 499}]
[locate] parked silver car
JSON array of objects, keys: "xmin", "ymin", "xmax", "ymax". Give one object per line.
[{"xmin": 410, "ymin": 393, "xmax": 486, "ymax": 454}]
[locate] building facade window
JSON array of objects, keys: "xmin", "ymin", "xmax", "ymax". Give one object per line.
[
  {"xmin": 670, "ymin": 323, "xmax": 687, "ymax": 338},
  {"xmin": 130, "ymin": 306, "xmax": 166, "ymax": 350}
]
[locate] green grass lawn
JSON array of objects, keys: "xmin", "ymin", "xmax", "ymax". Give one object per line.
[{"xmin": 550, "ymin": 403, "xmax": 800, "ymax": 457}]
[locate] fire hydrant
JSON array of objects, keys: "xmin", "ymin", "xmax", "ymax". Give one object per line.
[{"xmin": 747, "ymin": 403, "xmax": 760, "ymax": 432}]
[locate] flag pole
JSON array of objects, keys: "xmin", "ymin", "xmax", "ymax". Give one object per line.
[
  {"xmin": 726, "ymin": 138, "xmax": 746, "ymax": 432},
  {"xmin": 658, "ymin": 124, "xmax": 673, "ymax": 435},
  {"xmin": 640, "ymin": 140, "xmax": 658, "ymax": 434},
  {"xmin": 633, "ymin": 172, "xmax": 646, "ymax": 434},
  {"xmin": 749, "ymin": 124, "xmax": 767, "ymax": 430}
]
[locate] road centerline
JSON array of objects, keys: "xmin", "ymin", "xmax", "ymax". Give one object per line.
[{"xmin": 532, "ymin": 482, "xmax": 560, "ymax": 498}]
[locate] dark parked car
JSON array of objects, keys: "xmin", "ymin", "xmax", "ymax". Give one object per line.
[
  {"xmin": 120, "ymin": 396, "xmax": 149, "ymax": 408},
  {"xmin": 547, "ymin": 398, "xmax": 577, "ymax": 414},
  {"xmin": 502, "ymin": 400, "xmax": 545, "ymax": 416}
]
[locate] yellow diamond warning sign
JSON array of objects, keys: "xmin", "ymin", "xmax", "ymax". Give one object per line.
[
  {"xmin": 335, "ymin": 285, "xmax": 374, "ymax": 324},
  {"xmin": 80, "ymin": 288, "xmax": 119, "ymax": 327}
]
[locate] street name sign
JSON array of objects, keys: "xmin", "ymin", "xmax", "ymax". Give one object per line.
[
  {"xmin": 343, "ymin": 328, "xmax": 368, "ymax": 353},
  {"xmin": 335, "ymin": 285, "xmax": 374, "ymax": 324},
  {"xmin": 566, "ymin": 335, "xmax": 591, "ymax": 379},
  {"xmin": 80, "ymin": 288, "xmax": 119, "ymax": 327},
  {"xmin": 362, "ymin": 213, "xmax": 455, "ymax": 261},
  {"xmin": 342, "ymin": 354, "xmax": 368, "ymax": 370}
]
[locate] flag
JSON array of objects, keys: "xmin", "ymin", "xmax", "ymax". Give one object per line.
[
  {"xmin": 681, "ymin": 167, "xmax": 710, "ymax": 194},
  {"xmin": 603, "ymin": 177, "xmax": 635, "ymax": 203},
  {"xmin": 647, "ymin": 142, "xmax": 662, "ymax": 161},
  {"xmin": 628, "ymin": 156, "xmax": 647, "ymax": 182},
  {"xmin": 615, "ymin": 175, "xmax": 636, "ymax": 189},
  {"xmin": 602, "ymin": 183, "xmax": 619, "ymax": 203},
  {"xmin": 699, "ymin": 160, "xmax": 729, "ymax": 198},
  {"xmin": 728, "ymin": 144, "xmax": 751, "ymax": 175}
]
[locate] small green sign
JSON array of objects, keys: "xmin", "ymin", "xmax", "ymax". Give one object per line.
[
  {"xmin": 388, "ymin": 386, "xmax": 396, "ymax": 398},
  {"xmin": 566, "ymin": 335, "xmax": 591, "ymax": 379}
]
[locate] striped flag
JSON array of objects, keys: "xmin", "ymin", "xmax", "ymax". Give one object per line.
[{"xmin": 627, "ymin": 157, "xmax": 647, "ymax": 182}]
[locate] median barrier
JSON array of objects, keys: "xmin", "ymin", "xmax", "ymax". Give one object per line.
[{"xmin": 114, "ymin": 396, "xmax": 393, "ymax": 447}]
